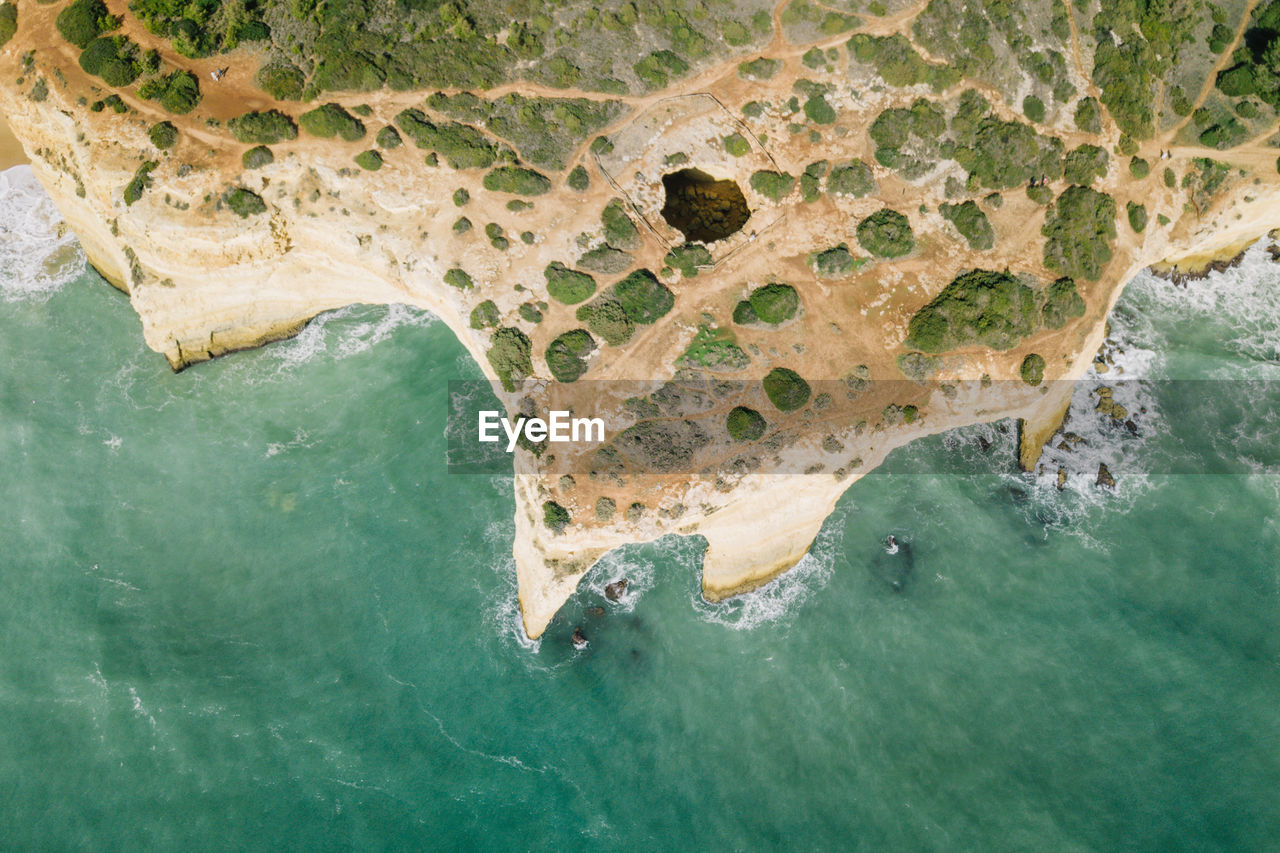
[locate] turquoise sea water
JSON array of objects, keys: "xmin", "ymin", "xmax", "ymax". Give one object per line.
[{"xmin": 1, "ymin": 166, "xmax": 1278, "ymax": 850}]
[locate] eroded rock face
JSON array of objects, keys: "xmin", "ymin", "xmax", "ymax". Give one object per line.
[{"xmin": 660, "ymin": 169, "xmax": 750, "ymax": 243}]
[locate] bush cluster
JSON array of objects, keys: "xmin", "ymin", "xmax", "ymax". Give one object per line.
[
  {"xmin": 857, "ymin": 208, "xmax": 915, "ymax": 258},
  {"xmin": 848, "ymin": 33, "xmax": 959, "ymax": 89},
  {"xmin": 0, "ymin": 4, "xmax": 17, "ymax": 49},
  {"xmin": 939, "ymin": 201, "xmax": 994, "ymax": 250},
  {"xmin": 299, "ymin": 103, "xmax": 366, "ymax": 141},
  {"xmin": 905, "ymin": 269, "xmax": 1038, "ymax": 353},
  {"xmin": 80, "ymin": 36, "xmax": 143, "ymax": 87},
  {"xmin": 726, "ymin": 406, "xmax": 767, "ymax": 441},
  {"xmin": 487, "ymin": 327, "xmax": 532, "ymax": 391},
  {"xmin": 483, "ymin": 166, "xmax": 551, "ymax": 196},
  {"xmin": 544, "ymin": 263, "xmax": 597, "ymax": 305},
  {"xmin": 763, "ymin": 368, "xmax": 811, "ymax": 412},
  {"xmin": 149, "ymin": 121, "xmax": 178, "ymax": 151},
  {"xmin": 545, "ymin": 329, "xmax": 596, "ymax": 383},
  {"xmin": 1042, "ymin": 186, "xmax": 1117, "ymax": 281},
  {"xmin": 57, "ymin": 0, "xmax": 114, "ymax": 49},
  {"xmin": 827, "ymin": 160, "xmax": 875, "ymax": 197},
  {"xmin": 749, "ymin": 170, "xmax": 795, "ymax": 201},
  {"xmin": 228, "ymin": 111, "xmax": 297, "ymax": 145},
  {"xmin": 242, "ymin": 145, "xmax": 274, "ymax": 169},
  {"xmin": 256, "ymin": 62, "xmax": 305, "ymax": 100},
  {"xmin": 225, "ymin": 188, "xmax": 267, "ymax": 218},
  {"xmin": 395, "ymin": 109, "xmax": 498, "ymax": 170},
  {"xmin": 602, "ymin": 199, "xmax": 640, "ymax": 249}
]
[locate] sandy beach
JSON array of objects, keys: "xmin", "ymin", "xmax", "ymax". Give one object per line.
[{"xmin": 0, "ymin": 112, "xmax": 28, "ymax": 170}]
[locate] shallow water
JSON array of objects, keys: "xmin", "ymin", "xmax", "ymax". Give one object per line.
[{"xmin": 1, "ymin": 167, "xmax": 1277, "ymax": 850}]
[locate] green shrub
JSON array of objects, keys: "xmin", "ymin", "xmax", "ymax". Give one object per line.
[
  {"xmin": 225, "ymin": 188, "xmax": 267, "ymax": 218},
  {"xmin": 57, "ymin": 0, "xmax": 112, "ymax": 49},
  {"xmin": 750, "ymin": 170, "xmax": 795, "ymax": 201},
  {"xmin": 228, "ymin": 111, "xmax": 297, "ymax": 145},
  {"xmin": 1129, "ymin": 157, "xmax": 1149, "ymax": 179},
  {"xmin": 1074, "ymin": 96, "xmax": 1103, "ymax": 133},
  {"xmin": 906, "ymin": 269, "xmax": 1038, "ymax": 353},
  {"xmin": 487, "ymin": 327, "xmax": 533, "ymax": 391},
  {"xmin": 733, "ymin": 300, "xmax": 759, "ymax": 325},
  {"xmin": 748, "ymin": 283, "xmax": 799, "ymax": 324},
  {"xmin": 613, "ymin": 269, "xmax": 673, "ymax": 324},
  {"xmin": 139, "ymin": 70, "xmax": 201, "ymax": 114},
  {"xmin": 544, "ymin": 262, "xmax": 596, "ymax": 304},
  {"xmin": 1063, "ymin": 144, "xmax": 1109, "ymax": 185},
  {"xmin": 1126, "ymin": 201, "xmax": 1148, "ymax": 233},
  {"xmin": 809, "ymin": 244, "xmax": 858, "ymax": 278},
  {"xmin": 376, "ymin": 126, "xmax": 401, "ymax": 149},
  {"xmin": 763, "ymin": 368, "xmax": 811, "ymax": 412},
  {"xmin": 242, "ymin": 145, "xmax": 273, "ymax": 169},
  {"xmin": 576, "ymin": 298, "xmax": 634, "ymax": 345},
  {"xmin": 470, "ymin": 300, "xmax": 500, "ymax": 330},
  {"xmin": 827, "ymin": 160, "xmax": 875, "ymax": 197},
  {"xmin": 80, "ymin": 36, "xmax": 142, "ymax": 87},
  {"xmin": 726, "ymin": 406, "xmax": 767, "ymax": 441},
  {"xmin": 453, "ymin": 217, "xmax": 472, "ymax": 234},
  {"xmin": 567, "ymin": 166, "xmax": 590, "ymax": 191},
  {"xmin": 519, "ymin": 303, "xmax": 543, "ymax": 324},
  {"xmin": 123, "ymin": 161, "xmax": 157, "ymax": 206},
  {"xmin": 444, "ymin": 268, "xmax": 474, "ymax": 289},
  {"xmin": 546, "ymin": 329, "xmax": 596, "ymax": 382},
  {"xmin": 847, "ymin": 32, "xmax": 959, "ymax": 89},
  {"xmin": 149, "ymin": 121, "xmax": 178, "ymax": 150},
  {"xmin": 723, "ymin": 133, "xmax": 751, "ymax": 157},
  {"xmin": 1020, "ymin": 353, "xmax": 1046, "ymax": 386},
  {"xmin": 1041, "ymin": 277, "xmax": 1085, "ymax": 329},
  {"xmin": 578, "ymin": 246, "xmax": 632, "ymax": 274},
  {"xmin": 939, "ymin": 201, "xmax": 994, "ymax": 250},
  {"xmin": 300, "ymin": 103, "xmax": 366, "ymax": 141},
  {"xmin": 1208, "ymin": 22, "xmax": 1233, "ymax": 54},
  {"xmin": 485, "ymin": 223, "xmax": 508, "ymax": 250},
  {"xmin": 1023, "ymin": 95, "xmax": 1045, "ymax": 123},
  {"xmin": 0, "ymin": 4, "xmax": 16, "ymax": 49},
  {"xmin": 857, "ymin": 208, "xmax": 914, "ymax": 258},
  {"xmin": 674, "ymin": 324, "xmax": 750, "ymax": 371},
  {"xmin": 483, "ymin": 166, "xmax": 551, "ymax": 196},
  {"xmin": 395, "ymin": 110, "xmax": 497, "ymax": 170},
  {"xmin": 602, "ymin": 198, "xmax": 640, "ymax": 249},
  {"xmin": 1199, "ymin": 117, "xmax": 1248, "ymax": 150},
  {"xmin": 1042, "ymin": 186, "xmax": 1117, "ymax": 281},
  {"xmin": 1217, "ymin": 64, "xmax": 1256, "ymax": 97},
  {"xmin": 543, "ymin": 501, "xmax": 570, "ymax": 534},
  {"xmin": 255, "ymin": 61, "xmax": 306, "ymax": 100},
  {"xmin": 738, "ymin": 57, "xmax": 781, "ymax": 80},
  {"xmin": 664, "ymin": 243, "xmax": 712, "ymax": 277},
  {"xmin": 803, "ymin": 96, "xmax": 836, "ymax": 125},
  {"xmin": 633, "ymin": 50, "xmax": 689, "ymax": 90},
  {"xmin": 354, "ymin": 150, "xmax": 382, "ymax": 171}
]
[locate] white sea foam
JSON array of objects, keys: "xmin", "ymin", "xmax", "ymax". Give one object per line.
[
  {"xmin": 268, "ymin": 303, "xmax": 436, "ymax": 374},
  {"xmin": 0, "ymin": 166, "xmax": 86, "ymax": 301}
]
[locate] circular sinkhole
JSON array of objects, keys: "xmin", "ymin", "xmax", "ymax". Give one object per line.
[{"xmin": 659, "ymin": 168, "xmax": 751, "ymax": 244}]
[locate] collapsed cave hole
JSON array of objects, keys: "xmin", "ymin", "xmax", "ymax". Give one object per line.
[{"xmin": 659, "ymin": 168, "xmax": 751, "ymax": 243}]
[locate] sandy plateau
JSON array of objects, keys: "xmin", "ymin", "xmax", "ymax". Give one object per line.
[{"xmin": 4, "ymin": 0, "xmax": 1280, "ymax": 638}]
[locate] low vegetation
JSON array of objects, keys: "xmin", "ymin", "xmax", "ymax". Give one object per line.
[
  {"xmin": 857, "ymin": 209, "xmax": 914, "ymax": 258},
  {"xmin": 1042, "ymin": 187, "xmax": 1117, "ymax": 281},
  {"xmin": 149, "ymin": 122, "xmax": 178, "ymax": 150},
  {"xmin": 395, "ymin": 110, "xmax": 499, "ymax": 169},
  {"xmin": 546, "ymin": 329, "xmax": 596, "ymax": 382},
  {"xmin": 483, "ymin": 166, "xmax": 552, "ymax": 196},
  {"xmin": 228, "ymin": 111, "xmax": 298, "ymax": 145},
  {"xmin": 750, "ymin": 170, "xmax": 795, "ymax": 201},
  {"xmin": 487, "ymin": 327, "xmax": 533, "ymax": 392},
  {"xmin": 224, "ymin": 187, "xmax": 267, "ymax": 218},
  {"xmin": 299, "ymin": 103, "xmax": 366, "ymax": 141},
  {"xmin": 1020, "ymin": 353, "xmax": 1045, "ymax": 386},
  {"xmin": 763, "ymin": 368, "xmax": 811, "ymax": 412},
  {"xmin": 726, "ymin": 406, "xmax": 767, "ymax": 441},
  {"xmin": 544, "ymin": 263, "xmax": 597, "ymax": 305},
  {"xmin": 939, "ymin": 201, "xmax": 994, "ymax": 250}
]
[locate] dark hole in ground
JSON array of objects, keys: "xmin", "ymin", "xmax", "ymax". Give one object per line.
[{"xmin": 659, "ymin": 168, "xmax": 751, "ymax": 243}]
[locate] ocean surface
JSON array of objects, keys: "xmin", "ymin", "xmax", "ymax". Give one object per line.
[{"xmin": 1, "ymin": 165, "xmax": 1277, "ymax": 850}]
